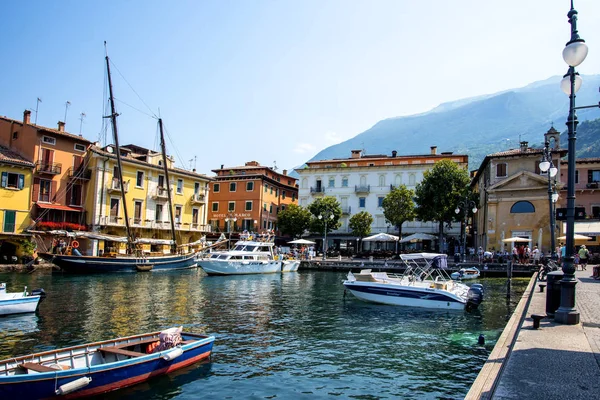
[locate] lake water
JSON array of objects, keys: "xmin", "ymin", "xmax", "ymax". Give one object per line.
[{"xmin": 0, "ymin": 269, "xmax": 528, "ymax": 399}]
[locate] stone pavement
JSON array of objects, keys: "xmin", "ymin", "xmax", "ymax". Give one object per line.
[{"xmin": 491, "ymin": 267, "xmax": 600, "ymax": 399}]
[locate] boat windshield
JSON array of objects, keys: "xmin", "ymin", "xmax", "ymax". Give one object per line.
[{"xmin": 233, "ymin": 245, "xmax": 258, "ymax": 252}]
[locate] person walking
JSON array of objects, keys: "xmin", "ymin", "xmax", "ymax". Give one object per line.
[{"xmin": 578, "ymin": 245, "xmax": 590, "ymax": 271}]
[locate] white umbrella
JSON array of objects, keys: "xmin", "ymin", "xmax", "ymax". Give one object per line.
[
  {"xmin": 557, "ymin": 234, "xmax": 592, "ymax": 241},
  {"xmin": 362, "ymin": 233, "xmax": 399, "ymax": 242},
  {"xmin": 288, "ymin": 239, "xmax": 316, "ymax": 244},
  {"xmin": 399, "ymin": 233, "xmax": 437, "ymax": 243},
  {"xmin": 502, "ymin": 237, "xmax": 531, "ymax": 243}
]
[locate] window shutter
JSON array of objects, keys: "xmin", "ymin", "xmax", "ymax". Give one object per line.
[
  {"xmin": 51, "ymin": 180, "xmax": 57, "ymax": 202},
  {"xmin": 32, "ymin": 177, "xmax": 40, "ymax": 201},
  {"xmin": 0, "ymin": 172, "xmax": 6, "ymax": 188},
  {"xmin": 73, "ymin": 155, "xmax": 84, "ymax": 170},
  {"xmin": 66, "ymin": 186, "xmax": 73, "ymax": 206},
  {"xmin": 18, "ymin": 174, "xmax": 24, "ymax": 190}
]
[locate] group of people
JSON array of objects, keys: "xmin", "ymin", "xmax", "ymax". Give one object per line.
[
  {"xmin": 557, "ymin": 243, "xmax": 591, "ymax": 270},
  {"xmin": 510, "ymin": 244, "xmax": 541, "ymax": 264}
]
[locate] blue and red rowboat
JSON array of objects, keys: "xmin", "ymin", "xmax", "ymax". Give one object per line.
[{"xmin": 0, "ymin": 330, "xmax": 214, "ymax": 399}]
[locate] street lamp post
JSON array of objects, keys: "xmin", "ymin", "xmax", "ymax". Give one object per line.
[
  {"xmin": 539, "ymin": 140, "xmax": 559, "ymax": 259},
  {"xmin": 555, "ymin": 1, "xmax": 599, "ymax": 325},
  {"xmin": 318, "ymin": 212, "xmax": 334, "ymax": 260},
  {"xmin": 224, "ymin": 216, "xmax": 237, "ymax": 250},
  {"xmin": 455, "ymin": 197, "xmax": 477, "ymax": 263}
]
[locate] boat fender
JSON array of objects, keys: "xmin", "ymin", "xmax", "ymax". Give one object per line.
[
  {"xmin": 71, "ymin": 240, "xmax": 80, "ymax": 249},
  {"xmin": 162, "ymin": 346, "xmax": 184, "ymax": 361},
  {"xmin": 478, "ymin": 334, "xmax": 485, "ymax": 345},
  {"xmin": 55, "ymin": 376, "xmax": 92, "ymax": 395}
]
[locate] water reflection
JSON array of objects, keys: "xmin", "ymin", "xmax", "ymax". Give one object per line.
[{"xmin": 0, "ymin": 270, "xmax": 528, "ymax": 399}]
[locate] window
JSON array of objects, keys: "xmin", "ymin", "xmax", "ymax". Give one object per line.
[
  {"xmin": 282, "ymin": 190, "xmax": 286, "ymax": 199},
  {"xmin": 264, "ymin": 203, "xmax": 267, "ymax": 211},
  {"xmin": 39, "ymin": 179, "xmax": 51, "ymax": 202},
  {"xmin": 192, "ymin": 208, "xmax": 199, "ymax": 224},
  {"xmin": 156, "ymin": 204, "xmax": 164, "ymax": 221},
  {"xmin": 109, "ymin": 198, "xmax": 119, "ymax": 223},
  {"xmin": 228, "ymin": 201, "xmax": 235, "ymax": 212},
  {"xmin": 177, "ymin": 179, "xmax": 183, "ymax": 194},
  {"xmin": 342, "ymin": 177, "xmax": 348, "ymax": 187},
  {"xmin": 301, "ymin": 178, "xmax": 307, "ymax": 189},
  {"xmin": 3, "ymin": 210, "xmax": 16, "ymax": 233},
  {"xmin": 230, "ymin": 182, "xmax": 237, "ymax": 192},
  {"xmin": 328, "ymin": 178, "xmax": 335, "ymax": 188},
  {"xmin": 213, "ymin": 183, "xmax": 220, "ymax": 192},
  {"xmin": 175, "ymin": 206, "xmax": 182, "ymax": 223},
  {"xmin": 246, "ymin": 201, "xmax": 253, "ymax": 211},
  {"xmin": 270, "ymin": 186, "xmax": 273, "ymax": 195},
  {"xmin": 1, "ymin": 172, "xmax": 24, "ymax": 190},
  {"xmin": 269, "ymin": 204, "xmax": 273, "ymax": 213},
  {"xmin": 359, "ymin": 197, "xmax": 366, "ymax": 208},
  {"xmin": 276, "ymin": 188, "xmax": 279, "ymax": 197},
  {"xmin": 409, "ymin": 174, "xmax": 416, "ymax": 186},
  {"xmin": 74, "ymin": 143, "xmax": 86, "ymax": 152},
  {"xmin": 12, "ymin": 131, "xmax": 18, "ymax": 140},
  {"xmin": 42, "ymin": 136, "xmax": 56, "ymax": 145},
  {"xmin": 292, "ymin": 193, "xmax": 296, "ymax": 201},
  {"xmin": 69, "ymin": 184, "xmax": 82, "ymax": 206},
  {"xmin": 496, "ymin": 163, "xmax": 507, "ymax": 177},
  {"xmin": 589, "ymin": 170, "xmax": 600, "ymax": 183},
  {"xmin": 158, "ymin": 174, "xmax": 165, "ymax": 188},
  {"xmin": 212, "ymin": 202, "xmax": 219, "ymax": 212},
  {"xmin": 136, "ymin": 171, "xmax": 144, "ymax": 188},
  {"xmin": 194, "ymin": 182, "xmax": 200, "ymax": 195},
  {"xmin": 378, "ymin": 197, "xmax": 384, "ymax": 207},
  {"xmin": 265, "ymin": 185, "xmax": 268, "ymax": 192},
  {"xmin": 72, "ymin": 155, "xmax": 84, "ymax": 171},
  {"xmin": 246, "ymin": 181, "xmax": 254, "ymax": 191},
  {"xmin": 510, "ymin": 201, "xmax": 535, "ymax": 213},
  {"xmin": 263, "ymin": 220, "xmax": 267, "ymax": 229},
  {"xmin": 134, "ymin": 201, "xmax": 143, "ymax": 224},
  {"xmin": 379, "ymin": 175, "xmax": 385, "ymax": 186},
  {"xmin": 576, "ymin": 170, "xmax": 579, "ymax": 184}
]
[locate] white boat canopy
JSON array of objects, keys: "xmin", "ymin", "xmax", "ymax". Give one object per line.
[
  {"xmin": 399, "ymin": 233, "xmax": 437, "ymax": 243},
  {"xmin": 288, "ymin": 239, "xmax": 316, "ymax": 244},
  {"xmin": 362, "ymin": 233, "xmax": 399, "ymax": 242}
]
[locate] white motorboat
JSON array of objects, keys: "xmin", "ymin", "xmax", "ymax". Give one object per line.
[
  {"xmin": 343, "ymin": 253, "xmax": 484, "ymax": 311},
  {"xmin": 281, "ymin": 260, "xmax": 300, "ymax": 273},
  {"xmin": 198, "ymin": 240, "xmax": 282, "ymax": 275},
  {"xmin": 0, "ymin": 283, "xmax": 43, "ymax": 316},
  {"xmin": 451, "ymin": 267, "xmax": 481, "ymax": 280}
]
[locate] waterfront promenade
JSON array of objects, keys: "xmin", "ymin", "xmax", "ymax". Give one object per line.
[{"xmin": 468, "ymin": 267, "xmax": 600, "ymax": 399}]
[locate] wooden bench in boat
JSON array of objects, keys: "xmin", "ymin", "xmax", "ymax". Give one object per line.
[
  {"xmin": 20, "ymin": 362, "xmax": 56, "ymax": 373},
  {"xmin": 99, "ymin": 337, "xmax": 198, "ymax": 358}
]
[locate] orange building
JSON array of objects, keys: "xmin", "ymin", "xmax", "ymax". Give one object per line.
[
  {"xmin": 0, "ymin": 110, "xmax": 92, "ymax": 230},
  {"xmin": 208, "ymin": 161, "xmax": 298, "ymax": 236}
]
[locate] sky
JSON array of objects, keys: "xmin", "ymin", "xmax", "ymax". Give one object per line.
[{"xmin": 1, "ymin": 0, "xmax": 599, "ymax": 176}]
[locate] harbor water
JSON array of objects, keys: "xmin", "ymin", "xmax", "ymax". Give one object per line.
[{"xmin": 0, "ymin": 270, "xmax": 528, "ymax": 399}]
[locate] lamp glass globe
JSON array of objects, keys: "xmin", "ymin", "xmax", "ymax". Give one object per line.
[
  {"xmin": 539, "ymin": 160, "xmax": 551, "ymax": 172},
  {"xmin": 549, "ymin": 166, "xmax": 558, "ymax": 177},
  {"xmin": 472, "ymin": 207, "xmax": 478, "ymax": 214},
  {"xmin": 552, "ymin": 193, "xmax": 559, "ymax": 202},
  {"xmin": 455, "ymin": 208, "xmax": 460, "ymax": 214},
  {"xmin": 560, "ymin": 74, "xmax": 582, "ymax": 95},
  {"xmin": 562, "ymin": 41, "xmax": 588, "ymax": 67}
]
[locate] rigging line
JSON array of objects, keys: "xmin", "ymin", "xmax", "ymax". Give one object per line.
[
  {"xmin": 162, "ymin": 122, "xmax": 189, "ymax": 170},
  {"xmin": 108, "ymin": 59, "xmax": 158, "ymax": 119},
  {"xmin": 113, "ymin": 97, "xmax": 156, "ymax": 119}
]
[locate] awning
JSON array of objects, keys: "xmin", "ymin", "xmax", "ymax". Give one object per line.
[
  {"xmin": 36, "ymin": 203, "xmax": 84, "ymax": 212},
  {"xmin": 562, "ymin": 221, "xmax": 600, "ymax": 236}
]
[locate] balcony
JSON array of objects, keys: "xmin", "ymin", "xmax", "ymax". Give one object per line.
[
  {"xmin": 586, "ymin": 182, "xmax": 599, "ymax": 189},
  {"xmin": 190, "ymin": 193, "xmax": 206, "ymax": 204},
  {"xmin": 68, "ymin": 167, "xmax": 91, "ymax": 180},
  {"xmin": 98, "ymin": 215, "xmax": 124, "ymax": 226},
  {"xmin": 152, "ymin": 187, "xmax": 170, "ymax": 200},
  {"xmin": 35, "ymin": 162, "xmax": 62, "ymax": 175},
  {"xmin": 341, "ymin": 206, "xmax": 352, "ymax": 215},
  {"xmin": 190, "ymin": 223, "xmax": 212, "ymax": 232},
  {"xmin": 107, "ymin": 178, "xmax": 129, "ymax": 193},
  {"xmin": 355, "ymin": 184, "xmax": 370, "ymax": 193},
  {"xmin": 310, "ymin": 187, "xmax": 325, "ymax": 195}
]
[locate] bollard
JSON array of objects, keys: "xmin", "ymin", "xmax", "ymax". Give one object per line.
[
  {"xmin": 531, "ymin": 314, "xmax": 546, "ymax": 329},
  {"xmin": 538, "ymin": 283, "xmax": 546, "ymax": 293},
  {"xmin": 546, "ymin": 270, "xmax": 564, "ymax": 317}
]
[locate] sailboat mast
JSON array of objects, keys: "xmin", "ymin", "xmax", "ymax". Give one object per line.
[
  {"xmin": 158, "ymin": 118, "xmax": 178, "ymax": 254},
  {"xmin": 105, "ymin": 54, "xmax": 134, "ymax": 253}
]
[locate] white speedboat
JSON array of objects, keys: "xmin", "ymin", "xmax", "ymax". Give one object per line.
[
  {"xmin": 281, "ymin": 260, "xmax": 300, "ymax": 273},
  {"xmin": 198, "ymin": 240, "xmax": 281, "ymax": 275},
  {"xmin": 0, "ymin": 283, "xmax": 43, "ymax": 316},
  {"xmin": 343, "ymin": 253, "xmax": 484, "ymax": 311},
  {"xmin": 451, "ymin": 267, "xmax": 481, "ymax": 280}
]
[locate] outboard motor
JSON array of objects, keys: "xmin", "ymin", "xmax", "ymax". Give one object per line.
[
  {"xmin": 31, "ymin": 288, "xmax": 46, "ymax": 298},
  {"xmin": 466, "ymin": 284, "xmax": 484, "ymax": 311}
]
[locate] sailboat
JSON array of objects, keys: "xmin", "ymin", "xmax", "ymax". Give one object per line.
[{"xmin": 44, "ymin": 48, "xmax": 199, "ymax": 273}]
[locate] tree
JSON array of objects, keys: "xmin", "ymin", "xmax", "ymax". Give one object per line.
[
  {"xmin": 382, "ymin": 185, "xmax": 416, "ymax": 241},
  {"xmin": 349, "ymin": 211, "xmax": 373, "ymax": 248},
  {"xmin": 277, "ymin": 203, "xmax": 312, "ymax": 238},
  {"xmin": 414, "ymin": 159, "xmax": 471, "ymax": 252},
  {"xmin": 307, "ymin": 196, "xmax": 342, "ymax": 234}
]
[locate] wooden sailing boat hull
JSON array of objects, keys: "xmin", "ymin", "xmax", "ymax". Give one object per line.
[{"xmin": 49, "ymin": 252, "xmax": 197, "ymax": 273}]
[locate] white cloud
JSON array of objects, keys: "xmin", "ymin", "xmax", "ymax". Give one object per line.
[
  {"xmin": 293, "ymin": 143, "xmax": 316, "ymax": 154},
  {"xmin": 323, "ymin": 131, "xmax": 345, "ymax": 145}
]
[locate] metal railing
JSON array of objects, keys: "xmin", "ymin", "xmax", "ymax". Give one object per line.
[
  {"xmin": 35, "ymin": 162, "xmax": 62, "ymax": 175},
  {"xmin": 191, "ymin": 193, "xmax": 206, "ymax": 203},
  {"xmin": 310, "ymin": 186, "xmax": 325, "ymax": 194},
  {"xmin": 107, "ymin": 178, "xmax": 129, "ymax": 193},
  {"xmin": 355, "ymin": 184, "xmax": 370, "ymax": 193},
  {"xmin": 68, "ymin": 167, "xmax": 91, "ymax": 180},
  {"xmin": 341, "ymin": 206, "xmax": 351, "ymax": 214}
]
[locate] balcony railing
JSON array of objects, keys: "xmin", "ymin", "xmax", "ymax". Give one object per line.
[
  {"xmin": 341, "ymin": 206, "xmax": 351, "ymax": 215},
  {"xmin": 35, "ymin": 162, "xmax": 62, "ymax": 175},
  {"xmin": 107, "ymin": 178, "xmax": 129, "ymax": 193},
  {"xmin": 190, "ymin": 193, "xmax": 206, "ymax": 204},
  {"xmin": 355, "ymin": 184, "xmax": 370, "ymax": 193},
  {"xmin": 153, "ymin": 187, "xmax": 170, "ymax": 199},
  {"xmin": 310, "ymin": 187, "xmax": 325, "ymax": 194},
  {"xmin": 586, "ymin": 182, "xmax": 599, "ymax": 189},
  {"xmin": 68, "ymin": 167, "xmax": 91, "ymax": 180}
]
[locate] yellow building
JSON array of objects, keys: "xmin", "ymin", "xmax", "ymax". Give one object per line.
[
  {"xmin": 0, "ymin": 145, "xmax": 35, "ymax": 261},
  {"xmin": 83, "ymin": 144, "xmax": 213, "ymax": 256}
]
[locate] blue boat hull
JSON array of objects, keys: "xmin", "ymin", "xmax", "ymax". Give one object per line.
[
  {"xmin": 49, "ymin": 252, "xmax": 198, "ymax": 273},
  {"xmin": 0, "ymin": 338, "xmax": 214, "ymax": 399}
]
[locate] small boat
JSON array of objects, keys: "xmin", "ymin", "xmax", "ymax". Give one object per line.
[
  {"xmin": 198, "ymin": 233, "xmax": 282, "ymax": 275},
  {"xmin": 0, "ymin": 283, "xmax": 42, "ymax": 316},
  {"xmin": 281, "ymin": 260, "xmax": 300, "ymax": 273},
  {"xmin": 451, "ymin": 267, "xmax": 481, "ymax": 280},
  {"xmin": 0, "ymin": 328, "xmax": 214, "ymax": 399},
  {"xmin": 343, "ymin": 253, "xmax": 484, "ymax": 311}
]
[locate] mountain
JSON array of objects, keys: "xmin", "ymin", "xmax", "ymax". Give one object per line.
[{"xmin": 305, "ymin": 75, "xmax": 600, "ymax": 171}]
